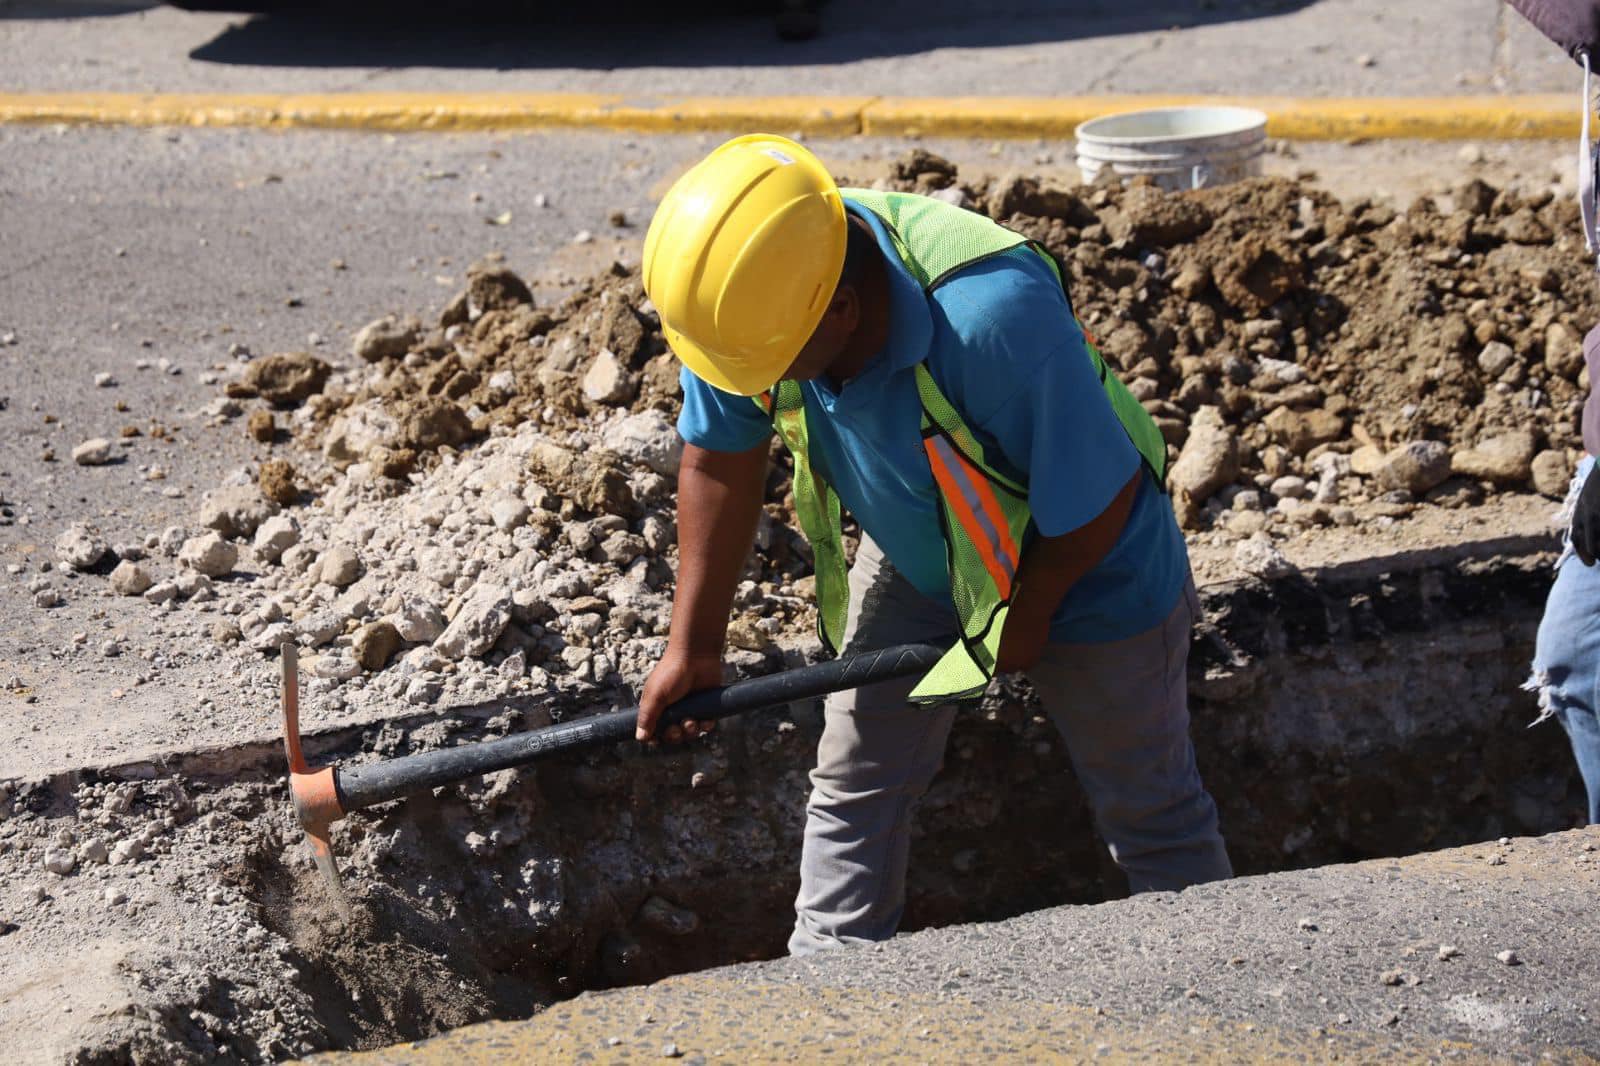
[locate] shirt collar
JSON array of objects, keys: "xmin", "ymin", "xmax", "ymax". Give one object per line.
[{"xmin": 842, "ymin": 198, "xmax": 934, "ymax": 381}]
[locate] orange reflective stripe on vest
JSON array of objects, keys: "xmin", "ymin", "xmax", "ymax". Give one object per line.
[{"xmin": 923, "ymin": 432, "xmax": 1019, "ymax": 598}]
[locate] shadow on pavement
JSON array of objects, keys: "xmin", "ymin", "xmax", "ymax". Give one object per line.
[
  {"xmin": 0, "ymin": 0, "xmax": 156, "ymax": 17},
  {"xmin": 184, "ymin": 0, "xmax": 1317, "ymax": 72}
]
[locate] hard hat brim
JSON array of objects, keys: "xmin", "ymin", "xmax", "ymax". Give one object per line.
[{"xmin": 665, "ymin": 323, "xmax": 799, "ymax": 398}]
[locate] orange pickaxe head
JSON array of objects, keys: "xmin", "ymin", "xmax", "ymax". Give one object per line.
[{"xmin": 280, "ymin": 643, "xmax": 352, "ymax": 915}]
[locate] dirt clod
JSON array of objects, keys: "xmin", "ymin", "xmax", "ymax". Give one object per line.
[
  {"xmin": 259, "ymin": 459, "xmax": 299, "ymax": 506},
  {"xmin": 239, "ymin": 351, "xmax": 332, "ymax": 406},
  {"xmin": 247, "ymin": 408, "xmax": 276, "ymax": 443}
]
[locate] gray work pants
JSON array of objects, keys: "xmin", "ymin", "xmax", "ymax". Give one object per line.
[{"xmin": 788, "ymin": 536, "xmax": 1233, "ymax": 956}]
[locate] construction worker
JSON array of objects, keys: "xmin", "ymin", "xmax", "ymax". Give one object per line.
[
  {"xmin": 636, "ymin": 135, "xmax": 1233, "ymax": 955},
  {"xmin": 1510, "ymin": 0, "xmax": 1600, "ymax": 825}
]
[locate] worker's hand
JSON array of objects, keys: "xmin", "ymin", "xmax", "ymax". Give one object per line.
[
  {"xmin": 1572, "ymin": 468, "xmax": 1600, "ymax": 566},
  {"xmin": 995, "ymin": 607, "xmax": 1051, "ymax": 675},
  {"xmin": 637, "ymin": 648, "xmax": 723, "ymax": 744}
]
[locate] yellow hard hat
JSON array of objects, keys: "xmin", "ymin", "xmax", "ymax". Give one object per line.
[{"xmin": 642, "ymin": 134, "xmax": 847, "ymax": 397}]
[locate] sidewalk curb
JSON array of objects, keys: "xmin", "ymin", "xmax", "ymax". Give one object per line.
[{"xmin": 0, "ymin": 92, "xmax": 1580, "ymax": 140}]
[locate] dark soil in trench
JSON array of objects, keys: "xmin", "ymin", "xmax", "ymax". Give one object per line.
[{"xmin": 219, "ymin": 552, "xmax": 1585, "ymax": 1058}]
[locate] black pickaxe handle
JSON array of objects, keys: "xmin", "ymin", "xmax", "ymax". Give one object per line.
[
  {"xmin": 283, "ymin": 641, "xmax": 946, "ymax": 904},
  {"xmin": 336, "ymin": 641, "xmax": 944, "ymax": 811}
]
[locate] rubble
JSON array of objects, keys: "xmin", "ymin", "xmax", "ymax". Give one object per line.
[
  {"xmin": 199, "ymin": 484, "xmax": 278, "ymax": 540},
  {"xmin": 235, "ymin": 351, "xmax": 331, "ymax": 405},
  {"xmin": 253, "ymin": 515, "xmax": 300, "ymax": 563},
  {"xmin": 108, "ymin": 561, "xmax": 154, "ymax": 597},
  {"xmin": 43, "ymin": 160, "xmax": 1600, "ymax": 738},
  {"xmin": 55, "ymin": 522, "xmax": 108, "ymax": 570},
  {"xmin": 352, "ymin": 315, "xmax": 422, "ymax": 363},
  {"xmin": 259, "ymin": 459, "xmax": 299, "ymax": 506},
  {"xmin": 71, "ymin": 438, "xmax": 112, "ymax": 466},
  {"xmin": 177, "ymin": 532, "xmax": 237, "ymax": 578},
  {"xmin": 315, "ymin": 544, "xmax": 363, "ymax": 588}
]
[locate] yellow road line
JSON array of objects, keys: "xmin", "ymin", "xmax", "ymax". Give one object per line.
[
  {"xmin": 0, "ymin": 91, "xmax": 1580, "ymax": 139},
  {"xmin": 865, "ymin": 94, "xmax": 1579, "ymax": 140}
]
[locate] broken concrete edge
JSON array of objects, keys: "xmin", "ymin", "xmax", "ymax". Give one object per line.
[
  {"xmin": 0, "ymin": 525, "xmax": 1561, "ymax": 799},
  {"xmin": 0, "ymin": 92, "xmax": 1581, "ymax": 140},
  {"xmin": 325, "ymin": 827, "xmax": 1600, "ymax": 1064}
]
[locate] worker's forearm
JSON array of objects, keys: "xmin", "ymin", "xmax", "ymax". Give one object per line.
[
  {"xmin": 1009, "ymin": 471, "xmax": 1141, "ymax": 627},
  {"xmin": 667, "ymin": 441, "xmax": 770, "ymax": 657}
]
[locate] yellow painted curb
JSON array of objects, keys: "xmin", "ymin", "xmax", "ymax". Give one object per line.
[
  {"xmin": 0, "ymin": 92, "xmax": 872, "ymax": 136},
  {"xmin": 0, "ymin": 91, "xmax": 1581, "ymax": 140},
  {"xmin": 864, "ymin": 94, "xmax": 1580, "ymax": 141}
]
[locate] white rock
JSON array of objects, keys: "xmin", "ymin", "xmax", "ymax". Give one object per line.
[
  {"xmin": 43, "ymin": 847, "xmax": 76, "ymax": 876},
  {"xmin": 1376, "ymin": 440, "xmax": 1452, "ymax": 495},
  {"xmin": 402, "ymin": 645, "xmax": 447, "ymax": 674},
  {"xmin": 1452, "ymin": 430, "xmax": 1536, "ymax": 486},
  {"xmin": 405, "ymin": 675, "xmax": 444, "ymax": 705},
  {"xmin": 1234, "ymin": 538, "xmax": 1297, "ymax": 580},
  {"xmin": 143, "ymin": 581, "xmax": 179, "ymax": 605},
  {"xmin": 178, "ymin": 532, "xmax": 238, "ymax": 577},
  {"xmin": 499, "ymin": 649, "xmax": 527, "ymax": 678},
  {"xmin": 433, "ymin": 585, "xmax": 513, "ymax": 660},
  {"xmin": 600, "ymin": 531, "xmax": 647, "ymax": 566},
  {"xmin": 33, "ymin": 588, "xmax": 62, "ymax": 608},
  {"xmin": 174, "ymin": 572, "xmax": 214, "ymax": 600},
  {"xmin": 1477, "ymin": 341, "xmax": 1516, "ymax": 377},
  {"xmin": 94, "ymin": 372, "xmax": 116, "ymax": 387},
  {"xmin": 582, "ymin": 349, "xmax": 633, "ymax": 406},
  {"xmin": 601, "ymin": 411, "xmax": 683, "ymax": 476},
  {"xmin": 281, "ymin": 543, "xmax": 316, "ymax": 575},
  {"xmin": 289, "ymin": 616, "xmax": 337, "ymax": 652},
  {"xmin": 1269, "ymin": 476, "xmax": 1310, "ymax": 500},
  {"xmin": 253, "ymin": 515, "xmax": 301, "ymax": 563},
  {"xmin": 351, "ymin": 314, "xmax": 420, "ymax": 363},
  {"xmin": 108, "ymin": 839, "xmax": 144, "ymax": 866},
  {"xmin": 323, "ymin": 402, "xmax": 401, "ymax": 470},
  {"xmin": 199, "ymin": 483, "xmax": 278, "ymax": 539},
  {"xmin": 317, "ymin": 545, "xmax": 363, "ymax": 588},
  {"xmin": 79, "ymin": 839, "xmax": 108, "ymax": 865},
  {"xmin": 55, "ymin": 523, "xmax": 109, "ymax": 570},
  {"xmin": 250, "ymin": 622, "xmax": 297, "ymax": 654},
  {"xmin": 391, "ymin": 597, "xmax": 446, "ymax": 643},
  {"xmin": 72, "ymin": 438, "xmax": 113, "ymax": 466},
  {"xmin": 1169, "ymin": 408, "xmax": 1240, "ymax": 506},
  {"xmin": 641, "ymin": 515, "xmax": 674, "ymax": 553},
  {"xmin": 490, "ymin": 497, "xmax": 531, "ymax": 533},
  {"xmin": 308, "ymin": 650, "xmax": 362, "ymax": 680},
  {"xmin": 157, "ymin": 526, "xmax": 187, "ymax": 556},
  {"xmin": 109, "ymin": 561, "xmax": 154, "ymax": 596}
]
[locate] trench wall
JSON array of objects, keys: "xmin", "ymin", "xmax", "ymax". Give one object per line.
[
  {"xmin": 295, "ymin": 544, "xmax": 1583, "ymax": 1003},
  {"xmin": 7, "ymin": 544, "xmax": 1581, "ymax": 1060}
]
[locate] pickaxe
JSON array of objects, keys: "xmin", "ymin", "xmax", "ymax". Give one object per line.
[{"xmin": 281, "ymin": 641, "xmax": 944, "ymax": 906}]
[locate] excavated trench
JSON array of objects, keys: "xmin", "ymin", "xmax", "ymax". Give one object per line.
[{"xmin": 41, "ymin": 539, "xmax": 1585, "ymax": 1060}]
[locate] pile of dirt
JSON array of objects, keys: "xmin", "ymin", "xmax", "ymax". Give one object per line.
[
  {"xmin": 33, "ymin": 154, "xmax": 1596, "ymax": 719},
  {"xmin": 892, "ymin": 154, "xmax": 1597, "ymax": 530},
  {"xmin": 286, "ymin": 154, "xmax": 1597, "ymax": 539}
]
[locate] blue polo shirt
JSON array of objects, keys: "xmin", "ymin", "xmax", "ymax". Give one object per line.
[{"xmin": 677, "ymin": 201, "xmax": 1189, "ymax": 644}]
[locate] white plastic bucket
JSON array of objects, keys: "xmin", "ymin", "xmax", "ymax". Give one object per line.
[{"xmin": 1074, "ymin": 106, "xmax": 1268, "ymax": 192}]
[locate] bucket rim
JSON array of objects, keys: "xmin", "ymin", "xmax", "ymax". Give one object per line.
[{"xmin": 1074, "ymin": 105, "xmax": 1269, "ymax": 145}]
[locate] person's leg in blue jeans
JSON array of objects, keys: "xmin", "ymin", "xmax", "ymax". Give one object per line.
[{"xmin": 1531, "ymin": 457, "xmax": 1600, "ymax": 825}]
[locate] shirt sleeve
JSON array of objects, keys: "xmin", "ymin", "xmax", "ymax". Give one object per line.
[
  {"xmin": 977, "ymin": 331, "xmax": 1140, "ymax": 537},
  {"xmin": 676, "ymin": 364, "xmax": 773, "ymax": 453}
]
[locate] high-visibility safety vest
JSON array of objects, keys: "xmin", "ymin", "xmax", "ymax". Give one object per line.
[{"xmin": 755, "ymin": 189, "xmax": 1169, "ymax": 704}]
